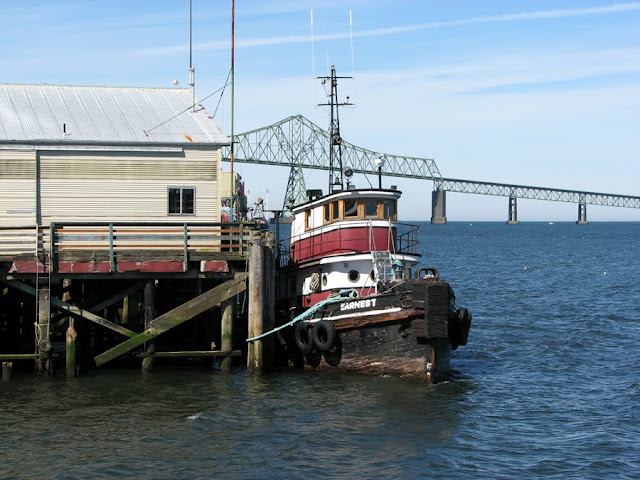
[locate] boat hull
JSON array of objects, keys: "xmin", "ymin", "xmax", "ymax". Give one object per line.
[{"xmin": 278, "ymin": 278, "xmax": 470, "ymax": 383}]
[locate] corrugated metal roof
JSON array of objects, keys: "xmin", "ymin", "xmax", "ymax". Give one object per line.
[{"xmin": 0, "ymin": 84, "xmax": 228, "ymax": 145}]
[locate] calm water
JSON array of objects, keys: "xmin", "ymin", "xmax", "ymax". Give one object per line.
[{"xmin": 1, "ymin": 222, "xmax": 639, "ymax": 479}]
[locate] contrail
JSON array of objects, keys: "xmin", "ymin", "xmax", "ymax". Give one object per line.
[{"xmin": 138, "ymin": 2, "xmax": 640, "ymax": 55}]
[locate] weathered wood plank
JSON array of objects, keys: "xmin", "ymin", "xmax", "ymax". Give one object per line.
[
  {"xmin": 333, "ymin": 310, "xmax": 422, "ymax": 330},
  {"xmin": 89, "ymin": 281, "xmax": 145, "ymax": 314},
  {"xmin": 94, "ymin": 273, "xmax": 247, "ymax": 367},
  {"xmin": 1, "ymin": 279, "xmax": 137, "ymax": 338},
  {"xmin": 133, "ymin": 350, "xmax": 241, "ymax": 358},
  {"xmin": 0, "ymin": 354, "xmax": 41, "ymax": 360}
]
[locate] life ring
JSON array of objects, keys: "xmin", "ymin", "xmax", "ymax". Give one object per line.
[
  {"xmin": 294, "ymin": 322, "xmax": 314, "ymax": 353},
  {"xmin": 416, "ymin": 267, "xmax": 439, "ymax": 280},
  {"xmin": 308, "ymin": 272, "xmax": 321, "ymax": 292},
  {"xmin": 312, "ymin": 320, "xmax": 336, "ymax": 352}
]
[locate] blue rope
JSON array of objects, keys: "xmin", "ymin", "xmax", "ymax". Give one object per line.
[{"xmin": 246, "ymin": 289, "xmax": 357, "ymax": 342}]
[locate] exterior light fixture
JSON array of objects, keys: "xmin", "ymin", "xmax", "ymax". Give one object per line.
[{"xmin": 374, "ymin": 156, "xmax": 386, "ymax": 189}]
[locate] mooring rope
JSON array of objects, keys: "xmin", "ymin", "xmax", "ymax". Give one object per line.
[{"xmin": 246, "ymin": 289, "xmax": 357, "ymax": 343}]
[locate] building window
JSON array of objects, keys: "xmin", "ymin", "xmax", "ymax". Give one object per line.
[{"xmin": 168, "ymin": 187, "xmax": 195, "ymax": 215}]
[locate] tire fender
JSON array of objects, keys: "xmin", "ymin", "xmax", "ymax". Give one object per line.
[
  {"xmin": 312, "ymin": 320, "xmax": 336, "ymax": 352},
  {"xmin": 294, "ymin": 322, "xmax": 314, "ymax": 353}
]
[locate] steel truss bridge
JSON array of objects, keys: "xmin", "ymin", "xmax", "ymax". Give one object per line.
[{"xmin": 222, "ymin": 115, "xmax": 640, "ymax": 223}]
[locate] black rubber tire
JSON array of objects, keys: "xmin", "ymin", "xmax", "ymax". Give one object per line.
[
  {"xmin": 312, "ymin": 320, "xmax": 336, "ymax": 352},
  {"xmin": 458, "ymin": 308, "xmax": 471, "ymax": 346},
  {"xmin": 294, "ymin": 322, "xmax": 313, "ymax": 353},
  {"xmin": 305, "ymin": 349, "xmax": 322, "ymax": 369},
  {"xmin": 448, "ymin": 311, "xmax": 462, "ymax": 351},
  {"xmin": 322, "ymin": 335, "xmax": 343, "ymax": 366}
]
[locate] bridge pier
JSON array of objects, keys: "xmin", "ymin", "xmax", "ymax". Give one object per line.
[
  {"xmin": 431, "ymin": 189, "xmax": 447, "ymax": 224},
  {"xmin": 507, "ymin": 196, "xmax": 519, "ymax": 225},
  {"xmin": 577, "ymin": 202, "xmax": 589, "ymax": 225}
]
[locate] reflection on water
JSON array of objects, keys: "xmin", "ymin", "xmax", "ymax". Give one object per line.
[
  {"xmin": 2, "ymin": 222, "xmax": 639, "ymax": 479},
  {"xmin": 1, "ymin": 370, "xmax": 470, "ymax": 479}
]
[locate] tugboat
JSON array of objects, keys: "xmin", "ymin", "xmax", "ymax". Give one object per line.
[{"xmin": 275, "ymin": 66, "xmax": 471, "ymax": 383}]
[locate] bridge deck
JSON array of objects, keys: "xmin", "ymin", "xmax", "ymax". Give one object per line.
[{"xmin": 222, "ymin": 115, "xmax": 639, "ymax": 210}]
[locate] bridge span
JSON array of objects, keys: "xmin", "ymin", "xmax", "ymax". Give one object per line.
[{"xmin": 223, "ymin": 115, "xmax": 639, "ymax": 224}]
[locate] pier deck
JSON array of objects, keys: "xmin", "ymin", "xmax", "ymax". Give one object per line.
[{"xmin": 0, "ymin": 222, "xmax": 275, "ymax": 379}]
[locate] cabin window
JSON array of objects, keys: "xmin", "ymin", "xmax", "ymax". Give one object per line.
[
  {"xmin": 364, "ymin": 199, "xmax": 378, "ymax": 218},
  {"xmin": 383, "ymin": 200, "xmax": 396, "ymax": 219},
  {"xmin": 168, "ymin": 187, "xmax": 195, "ymax": 215},
  {"xmin": 344, "ymin": 199, "xmax": 358, "ymax": 218},
  {"xmin": 305, "ymin": 210, "xmax": 312, "ymax": 230},
  {"xmin": 331, "ymin": 201, "xmax": 340, "ymax": 221},
  {"xmin": 323, "ymin": 204, "xmax": 331, "ymax": 223}
]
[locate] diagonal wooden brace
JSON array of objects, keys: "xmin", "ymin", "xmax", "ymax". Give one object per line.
[
  {"xmin": 93, "ymin": 272, "xmax": 247, "ymax": 368},
  {"xmin": 1, "ymin": 279, "xmax": 137, "ymax": 338}
]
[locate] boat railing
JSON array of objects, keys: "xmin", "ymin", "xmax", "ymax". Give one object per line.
[{"xmin": 394, "ymin": 222, "xmax": 420, "ymax": 255}]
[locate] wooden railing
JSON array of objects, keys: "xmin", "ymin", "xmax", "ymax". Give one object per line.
[{"xmin": 0, "ymin": 222, "xmax": 255, "ymax": 264}]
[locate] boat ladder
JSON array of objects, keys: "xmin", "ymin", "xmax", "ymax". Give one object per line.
[{"xmin": 371, "ymin": 250, "xmax": 394, "ymax": 282}]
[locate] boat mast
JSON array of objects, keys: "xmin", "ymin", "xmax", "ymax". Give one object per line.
[{"xmin": 319, "ymin": 66, "xmax": 352, "ymax": 194}]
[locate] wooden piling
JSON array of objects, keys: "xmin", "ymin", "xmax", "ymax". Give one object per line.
[
  {"xmin": 220, "ymin": 298, "xmax": 235, "ymax": 372},
  {"xmin": 247, "ymin": 231, "xmax": 275, "ymax": 373},
  {"xmin": 37, "ymin": 287, "xmax": 51, "ymax": 375},
  {"xmin": 141, "ymin": 343, "xmax": 156, "ymax": 373},
  {"xmin": 121, "ymin": 295, "xmax": 129, "ymax": 325},
  {"xmin": 142, "ymin": 280, "xmax": 156, "ymax": 373},
  {"xmin": 66, "ymin": 318, "xmax": 77, "ymax": 378},
  {"xmin": 2, "ymin": 362, "xmax": 12, "ymax": 380},
  {"xmin": 93, "ymin": 274, "xmax": 247, "ymax": 368}
]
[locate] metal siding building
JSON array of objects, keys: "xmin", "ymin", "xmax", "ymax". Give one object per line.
[{"xmin": 0, "ymin": 84, "xmax": 228, "ymax": 226}]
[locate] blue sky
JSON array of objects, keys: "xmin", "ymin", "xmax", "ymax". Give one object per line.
[{"xmin": 1, "ymin": 1, "xmax": 639, "ymax": 221}]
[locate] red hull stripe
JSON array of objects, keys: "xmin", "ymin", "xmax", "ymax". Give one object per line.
[{"xmin": 292, "ymin": 226, "xmax": 395, "ymax": 263}]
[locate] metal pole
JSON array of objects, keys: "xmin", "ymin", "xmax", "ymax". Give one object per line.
[
  {"xmin": 189, "ymin": 0, "xmax": 195, "ymax": 111},
  {"xmin": 229, "ymin": 0, "xmax": 235, "ymax": 220}
]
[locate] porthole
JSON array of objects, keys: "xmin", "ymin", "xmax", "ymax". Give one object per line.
[
  {"xmin": 348, "ymin": 270, "xmax": 360, "ymax": 283},
  {"xmin": 322, "ymin": 274, "xmax": 328, "ymax": 286}
]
